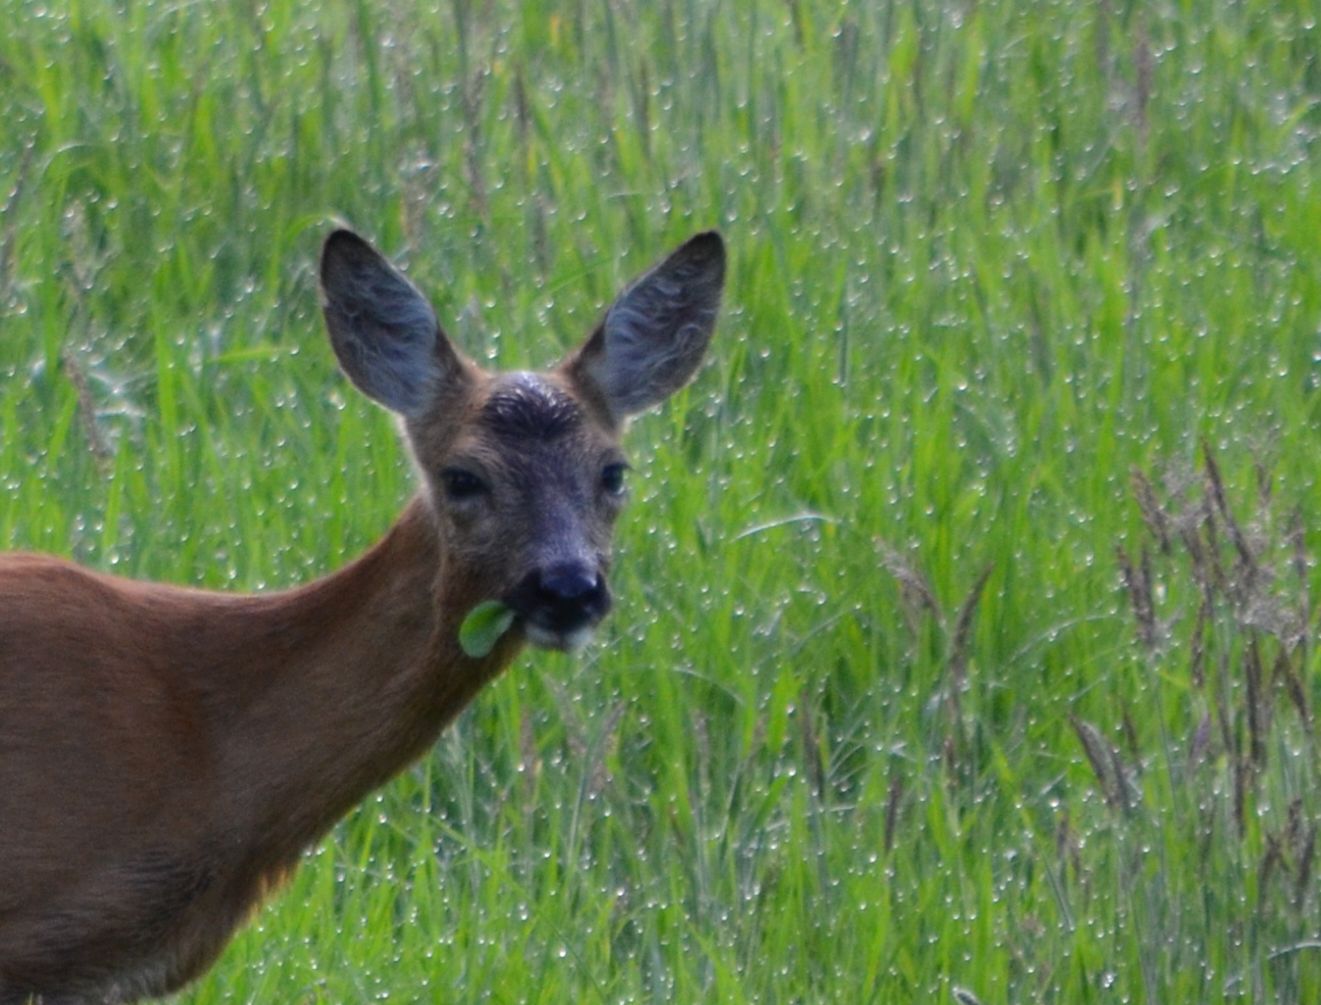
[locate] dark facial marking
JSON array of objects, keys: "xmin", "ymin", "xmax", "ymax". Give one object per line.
[{"xmin": 480, "ymin": 374, "xmax": 583, "ymax": 441}]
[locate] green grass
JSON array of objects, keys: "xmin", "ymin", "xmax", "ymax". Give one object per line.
[{"xmin": 2, "ymin": 0, "xmax": 1319, "ymax": 1001}]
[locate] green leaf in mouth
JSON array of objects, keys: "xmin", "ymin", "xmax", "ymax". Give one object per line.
[{"xmin": 459, "ymin": 600, "xmax": 516, "ymax": 658}]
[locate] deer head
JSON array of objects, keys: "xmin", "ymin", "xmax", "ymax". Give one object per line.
[{"xmin": 319, "ymin": 229, "xmax": 725, "ymax": 650}]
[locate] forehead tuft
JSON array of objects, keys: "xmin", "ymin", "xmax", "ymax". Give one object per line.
[{"xmin": 479, "ymin": 373, "xmax": 583, "ymax": 440}]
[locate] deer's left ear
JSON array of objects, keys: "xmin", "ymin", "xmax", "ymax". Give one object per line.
[{"xmin": 565, "ymin": 231, "xmax": 725, "ymax": 422}]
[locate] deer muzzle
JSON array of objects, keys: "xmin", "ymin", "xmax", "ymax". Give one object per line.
[{"xmin": 506, "ymin": 561, "xmax": 612, "ymax": 651}]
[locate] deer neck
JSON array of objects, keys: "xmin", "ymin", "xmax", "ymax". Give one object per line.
[{"xmin": 213, "ymin": 494, "xmax": 523, "ymax": 857}]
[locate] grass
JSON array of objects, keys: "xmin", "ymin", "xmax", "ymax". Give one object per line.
[{"xmin": 1, "ymin": 0, "xmax": 1319, "ymax": 1000}]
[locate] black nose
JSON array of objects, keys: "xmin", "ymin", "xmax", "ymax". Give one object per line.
[
  {"xmin": 540, "ymin": 564, "xmax": 599, "ymax": 602},
  {"xmin": 509, "ymin": 562, "xmax": 611, "ymax": 631}
]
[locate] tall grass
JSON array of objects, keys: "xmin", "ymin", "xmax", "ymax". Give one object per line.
[{"xmin": 1, "ymin": 0, "xmax": 1318, "ymax": 1000}]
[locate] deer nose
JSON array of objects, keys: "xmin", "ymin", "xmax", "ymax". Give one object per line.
[
  {"xmin": 539, "ymin": 564, "xmax": 601, "ymax": 602},
  {"xmin": 508, "ymin": 561, "xmax": 611, "ymax": 638}
]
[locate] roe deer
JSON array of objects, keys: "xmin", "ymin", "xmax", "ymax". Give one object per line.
[{"xmin": 0, "ymin": 227, "xmax": 725, "ymax": 1003}]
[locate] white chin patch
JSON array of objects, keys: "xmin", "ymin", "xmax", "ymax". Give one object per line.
[{"xmin": 525, "ymin": 623, "xmax": 595, "ymax": 652}]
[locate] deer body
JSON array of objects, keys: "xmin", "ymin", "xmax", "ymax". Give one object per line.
[{"xmin": 0, "ymin": 229, "xmax": 724, "ymax": 1003}]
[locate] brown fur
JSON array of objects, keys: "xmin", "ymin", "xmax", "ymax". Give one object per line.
[{"xmin": 0, "ymin": 498, "xmax": 521, "ymax": 1002}]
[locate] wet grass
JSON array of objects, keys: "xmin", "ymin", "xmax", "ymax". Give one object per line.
[{"xmin": 1, "ymin": 0, "xmax": 1319, "ymax": 1001}]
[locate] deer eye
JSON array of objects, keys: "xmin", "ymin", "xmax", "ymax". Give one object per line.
[
  {"xmin": 601, "ymin": 462, "xmax": 629, "ymax": 496},
  {"xmin": 440, "ymin": 467, "xmax": 487, "ymax": 502}
]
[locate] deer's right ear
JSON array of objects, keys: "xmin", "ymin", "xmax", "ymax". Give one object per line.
[{"xmin": 320, "ymin": 230, "xmax": 468, "ymax": 416}]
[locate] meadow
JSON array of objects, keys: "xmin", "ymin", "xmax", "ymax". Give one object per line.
[{"xmin": 1, "ymin": 0, "xmax": 1318, "ymax": 1001}]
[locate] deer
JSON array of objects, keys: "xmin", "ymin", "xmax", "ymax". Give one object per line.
[{"xmin": 0, "ymin": 226, "xmax": 725, "ymax": 1004}]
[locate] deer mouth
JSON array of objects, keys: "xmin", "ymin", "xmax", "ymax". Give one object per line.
[
  {"xmin": 522, "ymin": 620, "xmax": 599, "ymax": 652},
  {"xmin": 515, "ymin": 598, "xmax": 611, "ymax": 652}
]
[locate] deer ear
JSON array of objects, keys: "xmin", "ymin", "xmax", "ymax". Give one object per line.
[
  {"xmin": 320, "ymin": 230, "xmax": 467, "ymax": 416},
  {"xmin": 566, "ymin": 231, "xmax": 725, "ymax": 421}
]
